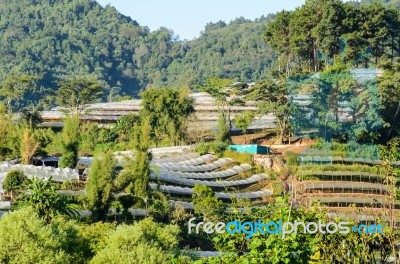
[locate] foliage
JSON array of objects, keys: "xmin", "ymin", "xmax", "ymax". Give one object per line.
[
  {"xmin": 78, "ymin": 222, "xmax": 116, "ymax": 257},
  {"xmin": 140, "ymin": 87, "xmax": 194, "ymax": 146},
  {"xmin": 216, "ymin": 113, "xmax": 230, "ymax": 142},
  {"xmin": 195, "ymin": 141, "xmax": 229, "ymax": 157},
  {"xmin": 222, "ymin": 149, "xmax": 253, "ymax": 165},
  {"xmin": 78, "ymin": 123, "xmax": 118, "ymax": 156},
  {"xmin": 18, "ymin": 177, "xmax": 76, "ymax": 223},
  {"xmin": 112, "ymin": 113, "xmax": 140, "ymax": 144},
  {"xmin": 0, "ymin": 75, "xmax": 40, "ymax": 112},
  {"xmin": 234, "ymin": 110, "xmax": 255, "ymax": 134},
  {"xmin": 0, "ymin": 208, "xmax": 72, "ymax": 264},
  {"xmin": 379, "ymin": 59, "xmax": 400, "ymax": 139},
  {"xmin": 199, "ymin": 78, "xmax": 245, "ymax": 131},
  {"xmin": 265, "ymin": 1, "xmax": 400, "ymax": 75},
  {"xmin": 55, "ymin": 77, "xmax": 103, "ymax": 113},
  {"xmin": 90, "ymin": 218, "xmax": 181, "ymax": 264},
  {"xmin": 3, "ymin": 169, "xmax": 26, "ymax": 202},
  {"xmin": 0, "ymin": 0, "xmax": 275, "ymax": 109},
  {"xmin": 192, "ymin": 184, "xmax": 224, "ymax": 222},
  {"xmin": 248, "ymin": 79, "xmax": 290, "ymax": 143},
  {"xmin": 20, "ymin": 126, "xmax": 39, "ymax": 164},
  {"xmin": 19, "ymin": 107, "xmax": 43, "ymax": 127},
  {"xmin": 118, "ymin": 118, "xmax": 152, "ymax": 199},
  {"xmin": 79, "ymin": 122, "xmax": 100, "ymax": 156},
  {"xmin": 86, "ymin": 151, "xmax": 118, "ymax": 222},
  {"xmin": 148, "ymin": 191, "xmax": 172, "ymax": 223},
  {"xmin": 0, "ymin": 103, "xmax": 20, "ymax": 160},
  {"xmin": 60, "ymin": 114, "xmax": 79, "ymax": 168}
]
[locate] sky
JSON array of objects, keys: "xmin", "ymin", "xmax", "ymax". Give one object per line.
[{"xmin": 96, "ymin": 0, "xmax": 305, "ymax": 40}]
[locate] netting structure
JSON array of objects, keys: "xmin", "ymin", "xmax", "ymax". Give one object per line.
[{"xmin": 299, "ymin": 170, "xmax": 383, "ymax": 184}]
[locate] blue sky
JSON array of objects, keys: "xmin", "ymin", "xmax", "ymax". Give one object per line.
[{"xmin": 96, "ymin": 0, "xmax": 305, "ymax": 40}]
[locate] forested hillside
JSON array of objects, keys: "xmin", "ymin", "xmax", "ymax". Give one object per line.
[
  {"xmin": 0, "ymin": 0, "xmax": 273, "ymax": 108},
  {"xmin": 356, "ymin": 0, "xmax": 400, "ymax": 9},
  {"xmin": 265, "ymin": 0, "xmax": 400, "ymax": 75}
]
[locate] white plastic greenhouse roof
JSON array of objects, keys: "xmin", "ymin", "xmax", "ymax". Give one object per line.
[
  {"xmin": 155, "ymin": 158, "xmax": 233, "ymax": 172},
  {"xmin": 170, "ymin": 164, "xmax": 252, "ymax": 180},
  {"xmin": 298, "ymin": 155, "xmax": 400, "ymax": 166},
  {"xmin": 301, "ymin": 181, "xmax": 388, "ymax": 193},
  {"xmin": 150, "ymin": 173, "xmax": 268, "ymax": 188},
  {"xmin": 0, "ymin": 163, "xmax": 79, "ymax": 183},
  {"xmin": 310, "ymin": 196, "xmax": 400, "ymax": 206},
  {"xmin": 149, "ymin": 183, "xmax": 272, "ymax": 200},
  {"xmin": 154, "ymin": 154, "xmax": 215, "ymax": 166},
  {"xmin": 299, "ymin": 170, "xmax": 383, "ymax": 182}
]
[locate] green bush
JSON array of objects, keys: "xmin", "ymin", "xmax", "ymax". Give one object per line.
[
  {"xmin": 195, "ymin": 141, "xmax": 228, "ymax": 157},
  {"xmin": 223, "ymin": 149, "xmax": 252, "ymax": 164},
  {"xmin": 285, "ymin": 151, "xmax": 298, "ymax": 166}
]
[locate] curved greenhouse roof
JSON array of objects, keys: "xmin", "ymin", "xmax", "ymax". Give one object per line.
[
  {"xmin": 150, "ymin": 173, "xmax": 268, "ymax": 189},
  {"xmin": 149, "ymin": 183, "xmax": 272, "ymax": 200},
  {"xmin": 0, "ymin": 163, "xmax": 79, "ymax": 183},
  {"xmin": 300, "ymin": 181, "xmax": 388, "ymax": 194},
  {"xmin": 299, "ymin": 170, "xmax": 383, "ymax": 183},
  {"xmin": 155, "ymin": 158, "xmax": 233, "ymax": 172},
  {"xmin": 171, "ymin": 164, "xmax": 252, "ymax": 180},
  {"xmin": 298, "ymin": 155, "xmax": 400, "ymax": 166}
]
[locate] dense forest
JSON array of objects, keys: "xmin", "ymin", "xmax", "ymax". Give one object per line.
[
  {"xmin": 263, "ymin": 0, "xmax": 400, "ymax": 141},
  {"xmin": 265, "ymin": 0, "xmax": 400, "ymax": 75},
  {"xmin": 0, "ymin": 0, "xmax": 274, "ymax": 109}
]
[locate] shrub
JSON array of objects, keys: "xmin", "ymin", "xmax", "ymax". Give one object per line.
[
  {"xmin": 223, "ymin": 149, "xmax": 252, "ymax": 164},
  {"xmin": 195, "ymin": 141, "xmax": 228, "ymax": 157}
]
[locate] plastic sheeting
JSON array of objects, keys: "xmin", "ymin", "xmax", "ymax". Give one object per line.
[
  {"xmin": 149, "ymin": 183, "xmax": 272, "ymax": 200},
  {"xmin": 150, "ymin": 173, "xmax": 268, "ymax": 188},
  {"xmin": 170, "ymin": 164, "xmax": 252, "ymax": 180},
  {"xmin": 301, "ymin": 181, "xmax": 387, "ymax": 194},
  {"xmin": 155, "ymin": 158, "xmax": 233, "ymax": 172},
  {"xmin": 0, "ymin": 163, "xmax": 79, "ymax": 183}
]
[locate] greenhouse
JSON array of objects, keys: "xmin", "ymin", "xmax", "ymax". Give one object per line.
[
  {"xmin": 153, "ymin": 154, "xmax": 215, "ymax": 166},
  {"xmin": 299, "ymin": 181, "xmax": 388, "ymax": 195},
  {"xmin": 299, "ymin": 170, "xmax": 383, "ymax": 183},
  {"xmin": 0, "ymin": 163, "xmax": 80, "ymax": 183},
  {"xmin": 155, "ymin": 158, "xmax": 233, "ymax": 172},
  {"xmin": 149, "ymin": 183, "xmax": 273, "ymax": 200},
  {"xmin": 149, "ymin": 172, "xmax": 268, "ymax": 189},
  {"xmin": 297, "ymin": 155, "xmax": 400, "ymax": 166},
  {"xmin": 307, "ymin": 195, "xmax": 400, "ymax": 209},
  {"xmin": 172, "ymin": 164, "xmax": 252, "ymax": 180}
]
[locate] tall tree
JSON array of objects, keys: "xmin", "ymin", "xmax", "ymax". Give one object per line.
[
  {"xmin": 20, "ymin": 127, "xmax": 39, "ymax": 165},
  {"xmin": 199, "ymin": 78, "xmax": 245, "ymax": 131},
  {"xmin": 140, "ymin": 87, "xmax": 194, "ymax": 146},
  {"xmin": 86, "ymin": 151, "xmax": 118, "ymax": 222},
  {"xmin": 248, "ymin": 79, "xmax": 291, "ymax": 144},
  {"xmin": 378, "ymin": 60, "xmax": 400, "ymax": 138},
  {"xmin": 55, "ymin": 77, "xmax": 103, "ymax": 114},
  {"xmin": 60, "ymin": 114, "xmax": 79, "ymax": 168},
  {"xmin": 0, "ymin": 75, "xmax": 39, "ymax": 112},
  {"xmin": 118, "ymin": 119, "xmax": 152, "ymax": 201},
  {"xmin": 264, "ymin": 11, "xmax": 292, "ymax": 75},
  {"xmin": 234, "ymin": 110, "xmax": 255, "ymax": 143}
]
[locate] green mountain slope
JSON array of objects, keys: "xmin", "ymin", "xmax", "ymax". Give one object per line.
[{"xmin": 0, "ymin": 0, "xmax": 274, "ymax": 107}]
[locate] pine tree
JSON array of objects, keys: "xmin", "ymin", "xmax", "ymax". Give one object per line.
[
  {"xmin": 86, "ymin": 151, "xmax": 117, "ymax": 222},
  {"xmin": 60, "ymin": 115, "xmax": 79, "ymax": 168}
]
